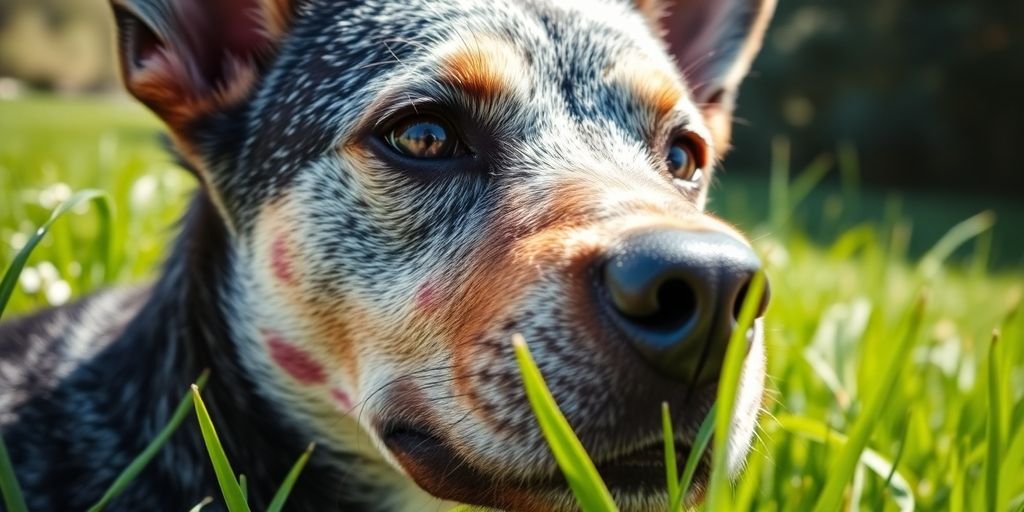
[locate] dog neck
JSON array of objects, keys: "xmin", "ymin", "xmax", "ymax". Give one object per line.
[{"xmin": 90, "ymin": 191, "xmax": 356, "ymax": 509}]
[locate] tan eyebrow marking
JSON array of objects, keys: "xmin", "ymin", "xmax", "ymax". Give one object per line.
[{"xmin": 437, "ymin": 35, "xmax": 529, "ymax": 99}]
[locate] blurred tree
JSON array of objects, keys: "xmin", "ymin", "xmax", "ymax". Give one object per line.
[
  {"xmin": 729, "ymin": 0, "xmax": 1024, "ymax": 196},
  {"xmin": 0, "ymin": 0, "xmax": 117, "ymax": 92}
]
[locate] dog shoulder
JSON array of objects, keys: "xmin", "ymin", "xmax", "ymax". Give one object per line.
[{"xmin": 0, "ymin": 286, "xmax": 151, "ymax": 415}]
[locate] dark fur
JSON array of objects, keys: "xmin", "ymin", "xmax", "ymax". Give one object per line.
[{"xmin": 1, "ymin": 196, "xmax": 353, "ymax": 510}]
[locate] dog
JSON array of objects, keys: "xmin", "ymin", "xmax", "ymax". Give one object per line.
[{"xmin": 0, "ymin": 0, "xmax": 774, "ymax": 510}]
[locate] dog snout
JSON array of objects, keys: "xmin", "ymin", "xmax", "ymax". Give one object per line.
[{"xmin": 599, "ymin": 228, "xmax": 769, "ymax": 385}]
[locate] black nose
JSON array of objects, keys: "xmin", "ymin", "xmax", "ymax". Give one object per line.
[{"xmin": 600, "ymin": 229, "xmax": 769, "ymax": 385}]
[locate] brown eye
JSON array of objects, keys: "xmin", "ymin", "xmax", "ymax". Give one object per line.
[
  {"xmin": 386, "ymin": 116, "xmax": 459, "ymax": 159},
  {"xmin": 666, "ymin": 138, "xmax": 703, "ymax": 182}
]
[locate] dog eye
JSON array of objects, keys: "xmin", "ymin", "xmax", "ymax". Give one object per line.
[
  {"xmin": 385, "ymin": 116, "xmax": 460, "ymax": 159},
  {"xmin": 666, "ymin": 137, "xmax": 703, "ymax": 183}
]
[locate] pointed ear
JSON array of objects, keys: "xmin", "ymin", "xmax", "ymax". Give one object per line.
[
  {"xmin": 639, "ymin": 0, "xmax": 775, "ymax": 149},
  {"xmin": 110, "ymin": 0, "xmax": 299, "ymax": 133},
  {"xmin": 643, "ymin": 0, "xmax": 775, "ymax": 106}
]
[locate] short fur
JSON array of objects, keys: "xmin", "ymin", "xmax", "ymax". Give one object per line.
[{"xmin": 0, "ymin": 0, "xmax": 775, "ymax": 510}]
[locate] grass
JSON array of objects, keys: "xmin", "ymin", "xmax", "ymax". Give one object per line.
[{"xmin": 0, "ymin": 95, "xmax": 1022, "ymax": 510}]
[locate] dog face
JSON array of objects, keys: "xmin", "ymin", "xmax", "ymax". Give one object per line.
[{"xmin": 111, "ymin": 0, "xmax": 774, "ymax": 509}]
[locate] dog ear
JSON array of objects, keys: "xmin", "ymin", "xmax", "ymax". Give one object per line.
[
  {"xmin": 110, "ymin": 0, "xmax": 300, "ymax": 133},
  {"xmin": 642, "ymin": 0, "xmax": 775, "ymax": 106},
  {"xmin": 639, "ymin": 0, "xmax": 775, "ymax": 149}
]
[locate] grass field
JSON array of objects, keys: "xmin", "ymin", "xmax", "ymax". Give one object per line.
[{"xmin": 1, "ymin": 95, "xmax": 1022, "ymax": 511}]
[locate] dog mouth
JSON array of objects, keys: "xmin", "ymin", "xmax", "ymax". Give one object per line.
[{"xmin": 381, "ymin": 424, "xmax": 701, "ymax": 509}]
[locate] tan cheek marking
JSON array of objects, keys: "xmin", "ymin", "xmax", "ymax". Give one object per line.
[
  {"xmin": 264, "ymin": 330, "xmax": 328, "ymax": 385},
  {"xmin": 253, "ymin": 199, "xmax": 362, "ymax": 387}
]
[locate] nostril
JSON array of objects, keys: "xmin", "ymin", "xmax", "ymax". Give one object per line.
[
  {"xmin": 623, "ymin": 278, "xmax": 698, "ymax": 332},
  {"xmin": 732, "ymin": 278, "xmax": 771, "ymax": 321}
]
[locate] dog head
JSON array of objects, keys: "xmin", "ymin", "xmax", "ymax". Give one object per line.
[{"xmin": 111, "ymin": 0, "xmax": 774, "ymax": 509}]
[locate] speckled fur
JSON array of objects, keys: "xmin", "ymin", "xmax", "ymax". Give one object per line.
[{"xmin": 0, "ymin": 0, "xmax": 775, "ymax": 510}]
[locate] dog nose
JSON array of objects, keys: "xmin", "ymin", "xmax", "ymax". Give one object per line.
[{"xmin": 600, "ymin": 229, "xmax": 769, "ymax": 385}]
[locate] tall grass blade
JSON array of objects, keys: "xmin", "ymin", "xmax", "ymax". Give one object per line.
[
  {"xmin": 512, "ymin": 334, "xmax": 617, "ymax": 512},
  {"xmin": 811, "ymin": 293, "xmax": 926, "ymax": 512},
  {"xmin": 918, "ymin": 210, "xmax": 996, "ymax": 278},
  {"xmin": 671, "ymin": 403, "xmax": 717, "ymax": 511},
  {"xmin": 838, "ymin": 140, "xmax": 861, "ymax": 215},
  {"xmin": 191, "ymin": 385, "xmax": 251, "ymax": 512},
  {"xmin": 266, "ymin": 443, "xmax": 315, "ymax": 512},
  {"xmin": 87, "ymin": 371, "xmax": 211, "ymax": 512},
  {"xmin": 769, "ymin": 136, "xmax": 791, "ymax": 231},
  {"xmin": 787, "ymin": 152, "xmax": 835, "ymax": 219},
  {"xmin": 0, "ymin": 434, "xmax": 27, "ymax": 512},
  {"xmin": 188, "ymin": 497, "xmax": 214, "ymax": 512},
  {"xmin": 1001, "ymin": 418, "xmax": 1024, "ymax": 510},
  {"xmin": 876, "ymin": 414, "xmax": 910, "ymax": 511},
  {"xmin": 0, "ymin": 189, "xmax": 111, "ymax": 320},
  {"xmin": 0, "ymin": 188, "xmax": 112, "ymax": 512},
  {"xmin": 705, "ymin": 271, "xmax": 767, "ymax": 511},
  {"xmin": 662, "ymin": 403, "xmax": 680, "ymax": 505},
  {"xmin": 986, "ymin": 330, "xmax": 1002, "ymax": 512},
  {"xmin": 776, "ymin": 414, "xmax": 915, "ymax": 511}
]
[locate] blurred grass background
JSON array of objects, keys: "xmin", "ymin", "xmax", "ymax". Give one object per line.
[{"xmin": 0, "ymin": 1, "xmax": 1022, "ymax": 511}]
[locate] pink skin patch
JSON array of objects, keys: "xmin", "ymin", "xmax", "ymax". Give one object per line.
[
  {"xmin": 270, "ymin": 235, "xmax": 295, "ymax": 284},
  {"xmin": 331, "ymin": 387, "xmax": 353, "ymax": 411},
  {"xmin": 415, "ymin": 281, "xmax": 439, "ymax": 312},
  {"xmin": 265, "ymin": 332, "xmax": 327, "ymax": 385}
]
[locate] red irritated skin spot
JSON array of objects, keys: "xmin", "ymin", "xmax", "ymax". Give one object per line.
[
  {"xmin": 270, "ymin": 234, "xmax": 295, "ymax": 284},
  {"xmin": 331, "ymin": 387, "xmax": 353, "ymax": 411},
  {"xmin": 415, "ymin": 281, "xmax": 439, "ymax": 312},
  {"xmin": 265, "ymin": 331, "xmax": 327, "ymax": 385}
]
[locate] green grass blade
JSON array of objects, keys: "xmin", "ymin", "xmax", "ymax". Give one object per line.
[
  {"xmin": 662, "ymin": 403, "xmax": 680, "ymax": 505},
  {"xmin": 188, "ymin": 497, "xmax": 213, "ymax": 512},
  {"xmin": 0, "ymin": 188, "xmax": 113, "ymax": 512},
  {"xmin": 705, "ymin": 271, "xmax": 767, "ymax": 510},
  {"xmin": 87, "ymin": 371, "xmax": 210, "ymax": 512},
  {"xmin": 0, "ymin": 433, "xmax": 27, "ymax": 512},
  {"xmin": 986, "ymin": 330, "xmax": 1002, "ymax": 512},
  {"xmin": 1001, "ymin": 416, "xmax": 1024, "ymax": 510},
  {"xmin": 512, "ymin": 334, "xmax": 617, "ymax": 512},
  {"xmin": 918, "ymin": 210, "xmax": 996, "ymax": 278},
  {"xmin": 769, "ymin": 136, "xmax": 791, "ymax": 230},
  {"xmin": 811, "ymin": 293, "xmax": 926, "ymax": 512},
  {"xmin": 0, "ymin": 189, "xmax": 111, "ymax": 320},
  {"xmin": 877, "ymin": 414, "xmax": 910, "ymax": 511},
  {"xmin": 191, "ymin": 385, "xmax": 251, "ymax": 512},
  {"xmin": 238, "ymin": 474, "xmax": 247, "ymax": 503},
  {"xmin": 671, "ymin": 403, "xmax": 717, "ymax": 511},
  {"xmin": 266, "ymin": 443, "xmax": 315, "ymax": 512},
  {"xmin": 776, "ymin": 414, "xmax": 915, "ymax": 511},
  {"xmin": 788, "ymin": 152, "xmax": 835, "ymax": 217}
]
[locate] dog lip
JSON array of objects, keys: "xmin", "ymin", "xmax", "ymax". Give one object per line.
[{"xmin": 381, "ymin": 423, "xmax": 699, "ymax": 508}]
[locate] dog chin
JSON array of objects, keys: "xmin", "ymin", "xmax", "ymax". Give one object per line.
[
  {"xmin": 378, "ymin": 321, "xmax": 766, "ymax": 511},
  {"xmin": 387, "ymin": 435, "xmax": 696, "ymax": 511}
]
